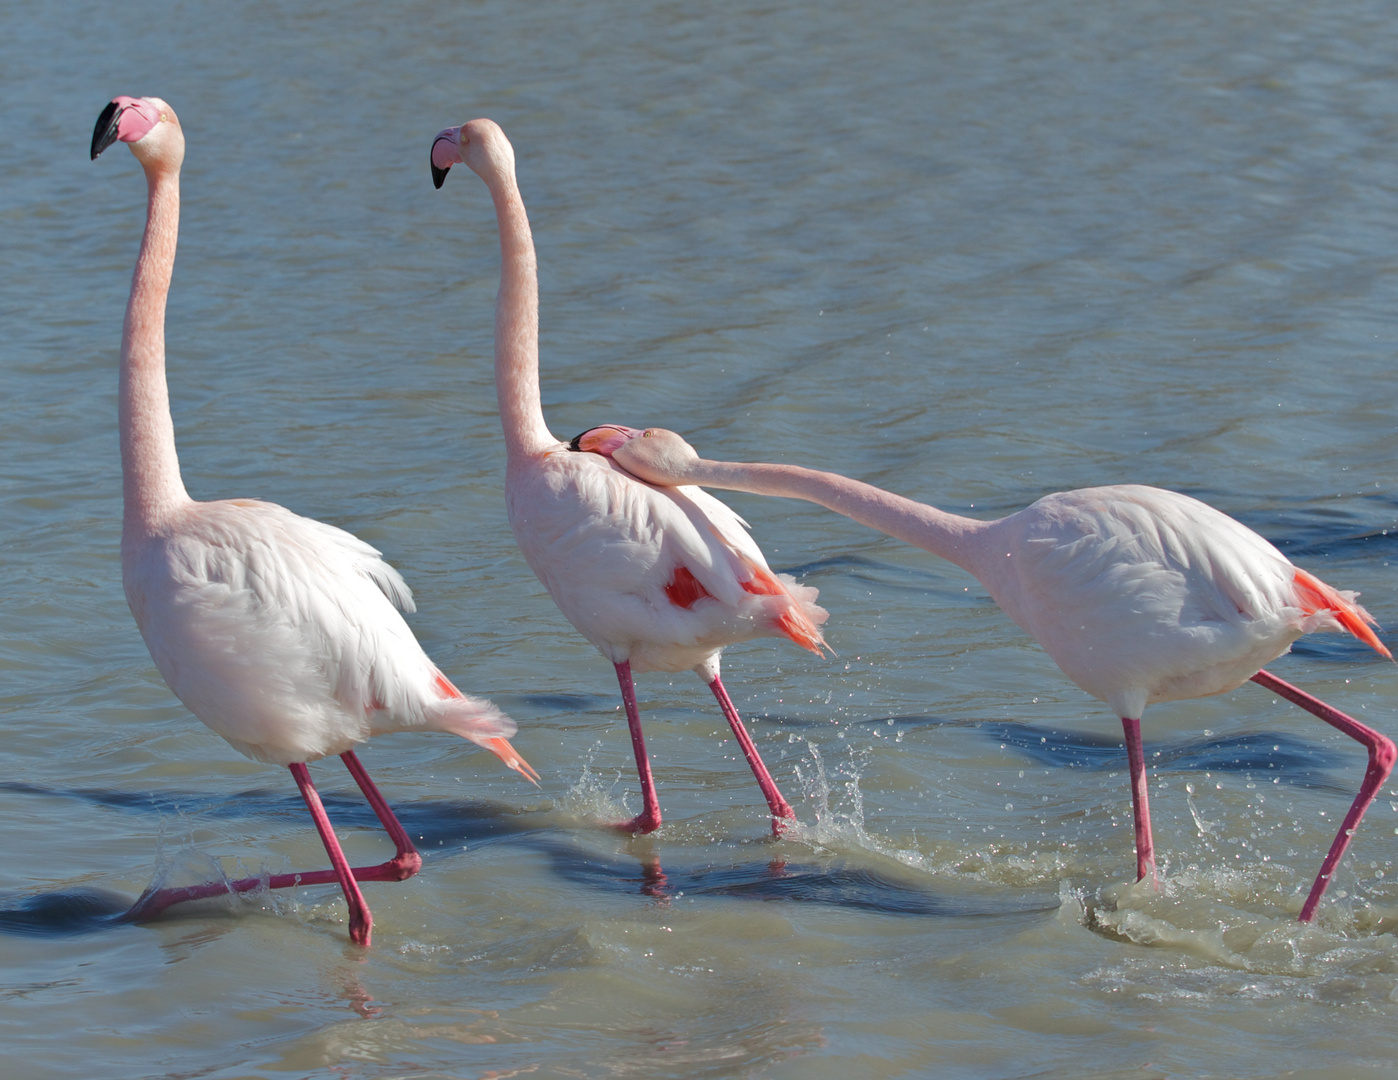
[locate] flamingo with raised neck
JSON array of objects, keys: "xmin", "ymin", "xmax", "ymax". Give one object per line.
[
  {"xmin": 431, "ymin": 119, "xmax": 827, "ymax": 834},
  {"xmin": 609, "ymin": 426, "xmax": 1393, "ymax": 921},
  {"xmin": 92, "ymin": 96, "xmax": 536, "ymax": 946}
]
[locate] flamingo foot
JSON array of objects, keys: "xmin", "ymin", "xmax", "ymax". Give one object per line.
[
  {"xmin": 769, "ymin": 805, "xmax": 796, "ymax": 837},
  {"xmin": 348, "ymin": 907, "xmax": 372, "ymax": 947}
]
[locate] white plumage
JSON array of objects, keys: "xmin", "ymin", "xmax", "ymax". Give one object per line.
[
  {"xmin": 125, "ymin": 498, "xmax": 514, "ymax": 766},
  {"xmin": 970, "ymin": 485, "xmax": 1363, "ymax": 721},
  {"xmin": 508, "ymin": 449, "xmax": 823, "ymax": 676}
]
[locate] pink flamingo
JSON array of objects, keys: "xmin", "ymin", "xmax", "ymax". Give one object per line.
[
  {"xmin": 608, "ymin": 427, "xmax": 1394, "ymax": 921},
  {"xmin": 91, "ymin": 96, "xmax": 537, "ymax": 946},
  {"xmin": 430, "ymin": 119, "xmax": 827, "ymax": 834}
]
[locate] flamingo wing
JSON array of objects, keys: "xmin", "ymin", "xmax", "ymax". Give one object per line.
[
  {"xmin": 126, "ymin": 499, "xmax": 513, "ymax": 764},
  {"xmin": 984, "ymin": 486, "xmax": 1354, "ymax": 716},
  {"xmin": 508, "ymin": 452, "xmax": 826, "ymax": 672}
]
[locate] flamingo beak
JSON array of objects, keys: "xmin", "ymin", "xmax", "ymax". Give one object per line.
[
  {"xmin": 91, "ymin": 96, "xmax": 163, "ymax": 160},
  {"xmin": 568, "ymin": 426, "xmax": 641, "ymax": 455},
  {"xmin": 430, "ymin": 127, "xmax": 463, "ymax": 189},
  {"xmin": 90, "ymin": 100, "xmax": 124, "ymax": 160}
]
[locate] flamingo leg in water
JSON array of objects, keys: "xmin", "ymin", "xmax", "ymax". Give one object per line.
[
  {"xmin": 1250, "ymin": 668, "xmax": 1397, "ymax": 922},
  {"xmin": 614, "ymin": 661, "xmax": 663, "ymax": 834},
  {"xmin": 1121, "ymin": 716, "xmax": 1157, "ymax": 887},
  {"xmin": 123, "ymin": 756, "xmax": 421, "ymax": 941},
  {"xmin": 339, "ymin": 750, "xmax": 422, "ymax": 881},
  {"xmin": 707, "ymin": 675, "xmax": 796, "ymax": 834},
  {"xmin": 286, "ymin": 762, "xmax": 372, "ymax": 945}
]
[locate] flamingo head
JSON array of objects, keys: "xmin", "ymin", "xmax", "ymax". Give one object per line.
[
  {"xmin": 609, "ymin": 428, "xmax": 702, "ymax": 486},
  {"xmin": 431, "ymin": 118, "xmax": 515, "ymax": 190},
  {"xmin": 568, "ymin": 425, "xmax": 644, "ymax": 457},
  {"xmin": 91, "ymin": 96, "xmax": 183, "ymax": 169}
]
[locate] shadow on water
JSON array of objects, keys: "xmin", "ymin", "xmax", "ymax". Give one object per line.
[
  {"xmin": 0, "ymin": 784, "xmax": 544, "ymax": 937},
  {"xmin": 0, "ymin": 888, "xmax": 134, "ymax": 936},
  {"xmin": 0, "ymin": 783, "xmax": 1054, "ymax": 936},
  {"xmin": 980, "ymin": 722, "xmax": 1350, "ymax": 793},
  {"xmin": 846, "ymin": 710, "xmax": 1353, "ymax": 793},
  {"xmin": 535, "ymin": 844, "xmax": 1058, "ymax": 919}
]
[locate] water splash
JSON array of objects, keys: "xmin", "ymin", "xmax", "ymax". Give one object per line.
[
  {"xmin": 783, "ymin": 735, "xmax": 932, "ymax": 874},
  {"xmin": 559, "ymin": 741, "xmax": 632, "ymax": 825}
]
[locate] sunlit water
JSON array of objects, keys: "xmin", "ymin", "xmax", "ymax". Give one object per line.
[{"xmin": 5, "ymin": 0, "xmax": 1398, "ymax": 1076}]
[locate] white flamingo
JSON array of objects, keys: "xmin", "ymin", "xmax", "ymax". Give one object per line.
[
  {"xmin": 609, "ymin": 427, "xmax": 1393, "ymax": 920},
  {"xmin": 430, "ymin": 119, "xmax": 827, "ymax": 834},
  {"xmin": 91, "ymin": 95, "xmax": 536, "ymax": 946}
]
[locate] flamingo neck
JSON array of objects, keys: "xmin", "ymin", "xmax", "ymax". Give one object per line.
[
  {"xmin": 487, "ymin": 172, "xmax": 554, "ymax": 461},
  {"xmin": 680, "ymin": 459, "xmax": 990, "ymax": 572},
  {"xmin": 120, "ymin": 166, "xmax": 190, "ymax": 540}
]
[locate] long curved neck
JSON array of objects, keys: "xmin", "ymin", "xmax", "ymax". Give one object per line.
[
  {"xmin": 486, "ymin": 171, "xmax": 554, "ymax": 460},
  {"xmin": 681, "ymin": 459, "xmax": 991, "ymax": 573},
  {"xmin": 121, "ymin": 166, "xmax": 190, "ymax": 538}
]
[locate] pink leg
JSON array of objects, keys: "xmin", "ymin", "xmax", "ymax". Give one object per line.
[
  {"xmin": 708, "ymin": 675, "xmax": 796, "ymax": 834},
  {"xmin": 614, "ymin": 661, "xmax": 663, "ymax": 833},
  {"xmin": 339, "ymin": 751, "xmax": 422, "ymax": 881},
  {"xmin": 286, "ymin": 763, "xmax": 372, "ymax": 945},
  {"xmin": 1251, "ymin": 669, "xmax": 1396, "ymax": 922},
  {"xmin": 1121, "ymin": 716, "xmax": 1157, "ymax": 886},
  {"xmin": 124, "ymin": 755, "xmax": 420, "ymax": 939}
]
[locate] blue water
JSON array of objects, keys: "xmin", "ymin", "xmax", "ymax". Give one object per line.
[{"xmin": 5, "ymin": 0, "xmax": 1398, "ymax": 1076}]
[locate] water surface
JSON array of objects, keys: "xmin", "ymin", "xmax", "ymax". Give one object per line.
[{"xmin": 4, "ymin": 1, "xmax": 1398, "ymax": 1076}]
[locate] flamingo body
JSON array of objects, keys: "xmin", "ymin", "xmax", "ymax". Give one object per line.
[
  {"xmin": 125, "ymin": 498, "xmax": 515, "ymax": 766},
  {"xmin": 432, "ymin": 121, "xmax": 825, "ymax": 831},
  {"xmin": 610, "ymin": 428, "xmax": 1394, "ymax": 919},
  {"xmin": 93, "ymin": 96, "xmax": 533, "ymax": 945},
  {"xmin": 967, "ymin": 485, "xmax": 1366, "ymax": 721},
  {"xmin": 508, "ymin": 448, "xmax": 823, "ymax": 677}
]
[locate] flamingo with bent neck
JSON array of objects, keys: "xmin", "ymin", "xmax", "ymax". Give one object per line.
[
  {"xmin": 91, "ymin": 96, "xmax": 536, "ymax": 946},
  {"xmin": 608, "ymin": 426, "xmax": 1393, "ymax": 921},
  {"xmin": 430, "ymin": 119, "xmax": 827, "ymax": 834}
]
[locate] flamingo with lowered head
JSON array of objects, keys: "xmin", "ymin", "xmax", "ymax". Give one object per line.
[
  {"xmin": 430, "ymin": 119, "xmax": 827, "ymax": 834},
  {"xmin": 91, "ymin": 95, "xmax": 536, "ymax": 946},
  {"xmin": 609, "ymin": 426, "xmax": 1393, "ymax": 921}
]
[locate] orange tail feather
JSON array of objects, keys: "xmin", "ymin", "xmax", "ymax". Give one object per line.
[
  {"xmin": 483, "ymin": 736, "xmax": 541, "ymax": 785},
  {"xmin": 1293, "ymin": 568, "xmax": 1391, "ymax": 659},
  {"xmin": 739, "ymin": 559, "xmax": 828, "ymax": 657},
  {"xmin": 432, "ymin": 672, "xmax": 541, "ymax": 784}
]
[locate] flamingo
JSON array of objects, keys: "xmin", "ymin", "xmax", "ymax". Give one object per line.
[
  {"xmin": 91, "ymin": 95, "xmax": 537, "ymax": 947},
  {"xmin": 429, "ymin": 119, "xmax": 827, "ymax": 834},
  {"xmin": 608, "ymin": 427, "xmax": 1394, "ymax": 921}
]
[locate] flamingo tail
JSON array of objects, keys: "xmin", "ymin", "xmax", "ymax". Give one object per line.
[
  {"xmin": 1293, "ymin": 568, "xmax": 1391, "ymax": 659},
  {"xmin": 737, "ymin": 557, "xmax": 829, "ymax": 657},
  {"xmin": 430, "ymin": 672, "xmax": 541, "ymax": 784}
]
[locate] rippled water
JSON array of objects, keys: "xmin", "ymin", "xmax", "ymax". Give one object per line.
[{"xmin": 6, "ymin": 0, "xmax": 1398, "ymax": 1076}]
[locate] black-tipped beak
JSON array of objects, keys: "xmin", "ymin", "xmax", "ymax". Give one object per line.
[
  {"xmin": 91, "ymin": 100, "xmax": 124, "ymax": 161},
  {"xmin": 567, "ymin": 431, "xmax": 586, "ymax": 451},
  {"xmin": 430, "ymin": 135, "xmax": 455, "ymax": 189}
]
